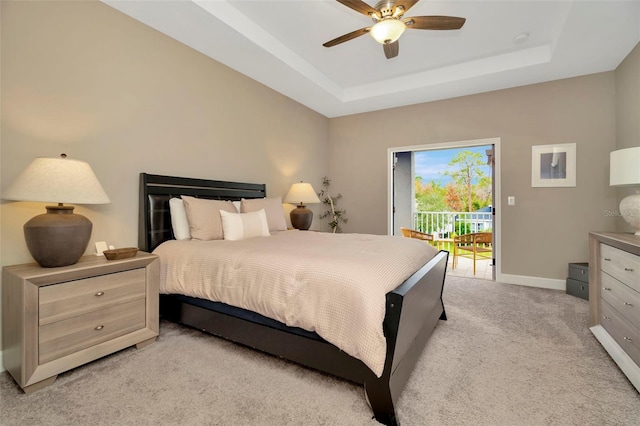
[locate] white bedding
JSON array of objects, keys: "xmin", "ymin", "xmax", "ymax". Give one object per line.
[{"xmin": 153, "ymin": 230, "xmax": 438, "ymax": 377}]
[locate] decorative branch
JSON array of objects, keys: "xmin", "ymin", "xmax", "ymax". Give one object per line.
[{"xmin": 317, "ymin": 176, "xmax": 348, "ymax": 233}]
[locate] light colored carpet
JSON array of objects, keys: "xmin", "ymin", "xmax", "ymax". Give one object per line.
[{"xmin": 1, "ymin": 275, "xmax": 639, "ymax": 425}]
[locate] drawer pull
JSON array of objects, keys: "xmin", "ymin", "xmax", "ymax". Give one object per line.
[
  {"xmin": 604, "ymin": 258, "xmax": 611, "ymax": 261},
  {"xmin": 624, "ymin": 302, "xmax": 633, "ymax": 307},
  {"xmin": 94, "ymin": 325, "xmax": 104, "ymax": 331},
  {"xmin": 624, "ymin": 268, "xmax": 634, "ymax": 272},
  {"xmin": 95, "ymin": 291, "xmax": 105, "ymax": 297},
  {"xmin": 603, "ymin": 316, "xmax": 610, "ymax": 320},
  {"xmin": 603, "ymin": 287, "xmax": 611, "ymax": 291},
  {"xmin": 624, "ymin": 337, "xmax": 633, "ymax": 342}
]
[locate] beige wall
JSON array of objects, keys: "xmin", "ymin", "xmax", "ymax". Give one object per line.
[
  {"xmin": 1, "ymin": 0, "xmax": 329, "ymax": 269},
  {"xmin": 614, "ymin": 42, "xmax": 640, "ymax": 233},
  {"xmin": 329, "ymin": 73, "xmax": 619, "ymax": 280},
  {"xmin": 616, "ymin": 42, "xmax": 640, "ymax": 150}
]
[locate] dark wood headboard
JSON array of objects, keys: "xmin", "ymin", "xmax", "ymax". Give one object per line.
[{"xmin": 138, "ymin": 173, "xmax": 267, "ymax": 252}]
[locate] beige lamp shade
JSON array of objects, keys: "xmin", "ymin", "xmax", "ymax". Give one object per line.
[
  {"xmin": 283, "ymin": 182, "xmax": 320, "ymax": 205},
  {"xmin": 284, "ymin": 182, "xmax": 320, "ymax": 231},
  {"xmin": 3, "ymin": 156, "xmax": 110, "ymax": 204},
  {"xmin": 3, "ymin": 155, "xmax": 111, "ymax": 267},
  {"xmin": 610, "ymin": 147, "xmax": 640, "ymax": 236}
]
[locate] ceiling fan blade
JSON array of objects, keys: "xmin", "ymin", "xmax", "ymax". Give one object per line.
[
  {"xmin": 383, "ymin": 41, "xmax": 399, "ymax": 59},
  {"xmin": 336, "ymin": 0, "xmax": 381, "ymax": 18},
  {"xmin": 405, "ymin": 16, "xmax": 466, "ymax": 30},
  {"xmin": 323, "ymin": 27, "xmax": 371, "ymax": 47},
  {"xmin": 393, "ymin": 0, "xmax": 419, "ymax": 16}
]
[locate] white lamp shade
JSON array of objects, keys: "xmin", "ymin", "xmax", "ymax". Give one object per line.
[
  {"xmin": 284, "ymin": 182, "xmax": 320, "ymax": 205},
  {"xmin": 610, "ymin": 147, "xmax": 640, "ymax": 186},
  {"xmin": 370, "ymin": 19, "xmax": 406, "ymax": 44},
  {"xmin": 610, "ymin": 147, "xmax": 640, "ymax": 236},
  {"xmin": 3, "ymin": 156, "xmax": 110, "ymax": 204}
]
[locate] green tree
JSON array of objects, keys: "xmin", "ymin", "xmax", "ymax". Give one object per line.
[
  {"xmin": 415, "ymin": 177, "xmax": 447, "ymax": 212},
  {"xmin": 475, "ymin": 175, "xmax": 492, "ymax": 207},
  {"xmin": 443, "ymin": 150, "xmax": 487, "ymax": 212}
]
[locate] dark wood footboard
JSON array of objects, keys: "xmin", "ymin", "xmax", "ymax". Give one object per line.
[{"xmin": 365, "ymin": 250, "xmax": 448, "ymax": 425}]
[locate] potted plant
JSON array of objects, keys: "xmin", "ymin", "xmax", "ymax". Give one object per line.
[{"xmin": 317, "ymin": 176, "xmax": 348, "ymax": 233}]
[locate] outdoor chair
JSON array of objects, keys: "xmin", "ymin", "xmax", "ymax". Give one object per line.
[
  {"xmin": 400, "ymin": 227, "xmax": 435, "ymax": 244},
  {"xmin": 453, "ymin": 232, "xmax": 492, "ymax": 275}
]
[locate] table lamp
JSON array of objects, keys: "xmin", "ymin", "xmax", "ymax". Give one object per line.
[
  {"xmin": 3, "ymin": 154, "xmax": 111, "ymax": 267},
  {"xmin": 284, "ymin": 182, "xmax": 320, "ymax": 230},
  {"xmin": 610, "ymin": 147, "xmax": 640, "ymax": 235}
]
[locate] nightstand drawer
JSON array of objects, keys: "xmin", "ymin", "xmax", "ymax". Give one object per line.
[
  {"xmin": 39, "ymin": 299, "xmax": 146, "ymax": 364},
  {"xmin": 39, "ymin": 268, "xmax": 146, "ymax": 325},
  {"xmin": 601, "ymin": 244, "xmax": 640, "ymax": 292},
  {"xmin": 601, "ymin": 300, "xmax": 640, "ymax": 366},
  {"xmin": 566, "ymin": 278, "xmax": 589, "ymax": 300}
]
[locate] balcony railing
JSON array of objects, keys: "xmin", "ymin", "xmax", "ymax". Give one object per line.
[{"xmin": 414, "ymin": 211, "xmax": 492, "ymax": 239}]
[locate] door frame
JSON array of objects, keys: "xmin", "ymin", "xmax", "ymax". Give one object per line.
[{"xmin": 387, "ymin": 137, "xmax": 502, "ymax": 281}]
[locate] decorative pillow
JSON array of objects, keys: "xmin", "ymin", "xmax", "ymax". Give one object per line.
[
  {"xmin": 220, "ymin": 209, "xmax": 270, "ymax": 241},
  {"xmin": 169, "ymin": 197, "xmax": 191, "ymax": 240},
  {"xmin": 241, "ymin": 197, "xmax": 287, "ymax": 232},
  {"xmin": 181, "ymin": 196, "xmax": 237, "ymax": 240},
  {"xmin": 232, "ymin": 200, "xmax": 241, "ymax": 212}
]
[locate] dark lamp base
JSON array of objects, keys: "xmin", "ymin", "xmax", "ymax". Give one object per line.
[
  {"xmin": 290, "ymin": 205, "xmax": 313, "ymax": 231},
  {"xmin": 24, "ymin": 205, "xmax": 92, "ymax": 268}
]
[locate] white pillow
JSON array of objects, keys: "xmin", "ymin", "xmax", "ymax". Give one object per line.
[
  {"xmin": 241, "ymin": 197, "xmax": 288, "ymax": 231},
  {"xmin": 220, "ymin": 209, "xmax": 270, "ymax": 241},
  {"xmin": 169, "ymin": 197, "xmax": 191, "ymax": 240}
]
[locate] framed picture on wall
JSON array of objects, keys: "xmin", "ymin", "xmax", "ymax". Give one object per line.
[{"xmin": 531, "ymin": 143, "xmax": 576, "ymax": 187}]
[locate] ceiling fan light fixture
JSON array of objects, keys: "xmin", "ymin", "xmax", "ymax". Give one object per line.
[{"xmin": 370, "ymin": 18, "xmax": 406, "ymax": 44}]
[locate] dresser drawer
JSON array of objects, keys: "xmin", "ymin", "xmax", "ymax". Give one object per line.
[
  {"xmin": 601, "ymin": 272, "xmax": 640, "ymax": 326},
  {"xmin": 39, "ymin": 299, "xmax": 146, "ymax": 364},
  {"xmin": 601, "ymin": 244, "xmax": 640, "ymax": 292},
  {"xmin": 601, "ymin": 300, "xmax": 640, "ymax": 366},
  {"xmin": 39, "ymin": 268, "xmax": 146, "ymax": 325}
]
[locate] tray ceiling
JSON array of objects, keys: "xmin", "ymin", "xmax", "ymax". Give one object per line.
[{"xmin": 104, "ymin": 0, "xmax": 640, "ymax": 118}]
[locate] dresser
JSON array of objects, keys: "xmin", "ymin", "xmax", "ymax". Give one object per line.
[
  {"xmin": 589, "ymin": 232, "xmax": 640, "ymax": 392},
  {"xmin": 2, "ymin": 252, "xmax": 159, "ymax": 393}
]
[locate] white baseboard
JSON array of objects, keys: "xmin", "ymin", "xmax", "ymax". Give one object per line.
[
  {"xmin": 497, "ymin": 273, "xmax": 566, "ymax": 291},
  {"xmin": 0, "ymin": 352, "xmax": 4, "ymax": 373}
]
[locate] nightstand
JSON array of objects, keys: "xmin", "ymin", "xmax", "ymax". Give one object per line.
[{"xmin": 2, "ymin": 252, "xmax": 159, "ymax": 393}]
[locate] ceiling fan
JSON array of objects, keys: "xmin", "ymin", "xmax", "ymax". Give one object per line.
[{"xmin": 323, "ymin": 0, "xmax": 466, "ymax": 59}]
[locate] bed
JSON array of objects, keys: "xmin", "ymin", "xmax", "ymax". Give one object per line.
[{"xmin": 138, "ymin": 173, "xmax": 448, "ymax": 425}]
